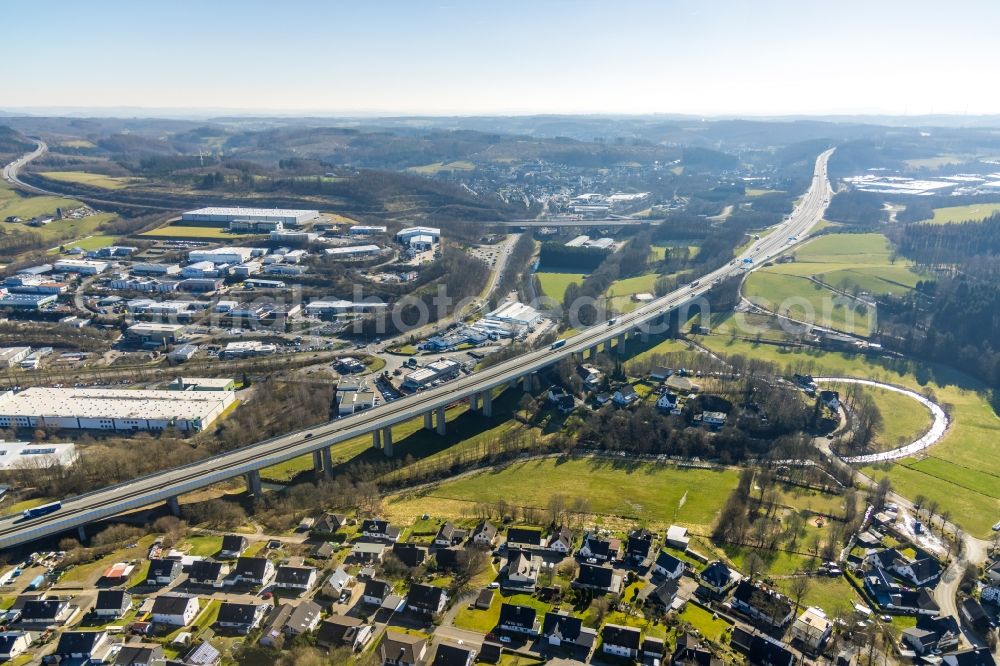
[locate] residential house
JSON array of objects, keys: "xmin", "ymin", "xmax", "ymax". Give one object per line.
[
  {"xmin": 790, "ymin": 607, "xmax": 832, "ymax": 653},
  {"xmin": 151, "ymin": 595, "xmax": 199, "ymax": 627},
  {"xmin": 146, "ymin": 558, "xmax": 182, "ymax": 586},
  {"xmin": 363, "ymin": 579, "xmax": 393, "ymax": 606},
  {"xmin": 259, "ymin": 604, "xmax": 293, "ymax": 648},
  {"xmin": 187, "ymin": 560, "xmax": 229, "ymax": 588},
  {"xmin": 219, "ymin": 534, "xmax": 249, "ymax": 558},
  {"xmin": 641, "ymin": 578, "xmax": 680, "ymax": 612},
  {"xmin": 653, "ymin": 551, "xmax": 686, "ymax": 580},
  {"xmin": 613, "ymin": 385, "xmax": 639, "ymax": 406},
  {"xmin": 602, "ymin": 624, "xmax": 641, "ymax": 659},
  {"xmin": 656, "ymin": 392, "xmax": 679, "ymax": 413},
  {"xmin": 379, "ymin": 630, "xmax": 427, "ymax": 666},
  {"xmin": 435, "ymin": 547, "xmax": 463, "ymax": 570},
  {"xmin": 19, "ymin": 598, "xmax": 73, "ymax": 625},
  {"xmin": 505, "ymin": 548, "xmax": 540, "ymax": 591},
  {"xmin": 986, "ymin": 560, "xmax": 1000, "ymax": 585},
  {"xmin": 113, "ymin": 643, "xmax": 164, "ymax": 666},
  {"xmin": 275, "ymin": 565, "xmax": 318, "ymax": 593},
  {"xmin": 94, "ymin": 589, "xmax": 131, "ymax": 619},
  {"xmin": 863, "ymin": 566, "xmax": 940, "ymax": 615},
  {"xmin": 283, "ymin": 601, "xmax": 322, "ymax": 637},
  {"xmin": 470, "ymin": 521, "xmax": 497, "ymax": 547},
  {"xmin": 731, "ymin": 580, "xmax": 794, "ymax": 629},
  {"xmin": 960, "ymin": 598, "xmax": 992, "ymax": 634},
  {"xmin": 672, "ymin": 633, "xmax": 724, "ymax": 666},
  {"xmin": 547, "ymin": 526, "xmax": 574, "ymax": 553},
  {"xmin": 506, "ymin": 527, "xmax": 543, "ymax": 549},
  {"xmin": 650, "ymin": 366, "xmax": 673, "ymax": 381},
  {"xmin": 350, "ymin": 542, "xmax": 387, "ymax": 564},
  {"xmin": 316, "ymin": 615, "xmax": 373, "ymax": 652},
  {"xmin": 361, "ymin": 519, "xmax": 401, "ymax": 542},
  {"xmin": 0, "ymin": 632, "xmax": 33, "ymax": 661},
  {"xmin": 182, "ymin": 640, "xmax": 221, "ymax": 666},
  {"xmin": 901, "ymin": 615, "xmax": 961, "ymax": 656},
  {"xmin": 475, "ymin": 589, "xmax": 494, "ymax": 610},
  {"xmin": 542, "ymin": 612, "xmax": 598, "ymax": 657},
  {"xmin": 325, "ymin": 567, "xmax": 353, "ymax": 597},
  {"xmin": 666, "ymin": 525, "xmax": 690, "ymax": 550},
  {"xmin": 941, "ymin": 647, "xmax": 996, "ymax": 666},
  {"xmin": 731, "ymin": 628, "xmax": 796, "ymax": 666},
  {"xmin": 577, "ymin": 364, "xmax": 603, "ymax": 390},
  {"xmin": 313, "ymin": 542, "xmax": 336, "ymax": 559},
  {"xmin": 578, "ymin": 532, "xmax": 618, "ymax": 563},
  {"xmin": 53, "ymin": 630, "xmax": 113, "ymax": 663},
  {"xmin": 392, "ymin": 543, "xmax": 428, "ymax": 568},
  {"xmin": 478, "ymin": 641, "xmax": 503, "ymax": 664},
  {"xmin": 432, "ymin": 643, "xmax": 476, "ymax": 666},
  {"xmin": 216, "ymin": 602, "xmax": 268, "ymax": 634},
  {"xmin": 643, "ymin": 637, "xmax": 666, "ymax": 662},
  {"xmin": 867, "ymin": 548, "xmax": 941, "ymax": 587},
  {"xmin": 434, "ymin": 522, "xmax": 461, "ymax": 547},
  {"xmin": 233, "ymin": 557, "xmax": 275, "ymax": 587},
  {"xmin": 407, "ymin": 583, "xmax": 447, "ymax": 616},
  {"xmin": 699, "ymin": 561, "xmax": 740, "ymax": 598},
  {"xmin": 700, "ymin": 411, "xmax": 727, "ymax": 427},
  {"xmin": 498, "ymin": 603, "xmax": 539, "ymax": 635},
  {"xmin": 312, "ymin": 512, "xmax": 347, "ymax": 535},
  {"xmin": 820, "ymin": 389, "xmax": 840, "ymax": 411},
  {"xmin": 626, "ymin": 528, "xmax": 654, "ymax": 564},
  {"xmin": 573, "ymin": 563, "xmax": 623, "ymax": 595}
]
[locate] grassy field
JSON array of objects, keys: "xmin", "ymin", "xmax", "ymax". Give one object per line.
[
  {"xmin": 180, "ymin": 535, "xmax": 222, "ymax": 557},
  {"xmin": 407, "ymin": 161, "xmax": 476, "ymax": 175},
  {"xmin": 536, "ymin": 271, "xmax": 586, "ymax": 302},
  {"xmin": 830, "ymin": 383, "xmax": 933, "ymax": 451},
  {"xmin": 38, "ymin": 171, "xmax": 137, "ymax": 190},
  {"xmin": 746, "ymin": 188, "xmax": 781, "ymax": 197},
  {"xmin": 0, "ymin": 181, "xmax": 84, "ymax": 220},
  {"xmin": 49, "ymin": 234, "xmax": 118, "ymax": 253},
  {"xmin": 606, "ymin": 272, "xmax": 658, "ymax": 298},
  {"xmin": 140, "ymin": 224, "xmax": 255, "ymax": 239},
  {"xmin": 690, "ymin": 314, "xmax": 1000, "ymax": 537},
  {"xmin": 743, "ymin": 270, "xmax": 873, "ymax": 336},
  {"xmin": 385, "ymin": 458, "xmax": 738, "ymax": 529},
  {"xmin": 677, "ymin": 604, "xmax": 731, "ymax": 642},
  {"xmin": 924, "ymin": 203, "xmax": 1000, "ymax": 225}
]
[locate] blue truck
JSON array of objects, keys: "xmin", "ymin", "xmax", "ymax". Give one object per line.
[{"xmin": 22, "ymin": 501, "xmax": 61, "ymax": 520}]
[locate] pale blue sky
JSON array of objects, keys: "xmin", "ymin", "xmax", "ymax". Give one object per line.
[{"xmin": 2, "ymin": 0, "xmax": 997, "ymax": 115}]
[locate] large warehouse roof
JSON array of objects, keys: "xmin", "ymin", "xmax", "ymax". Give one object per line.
[
  {"xmin": 0, "ymin": 387, "xmax": 233, "ymax": 422},
  {"xmin": 183, "ymin": 207, "xmax": 319, "ymax": 219}
]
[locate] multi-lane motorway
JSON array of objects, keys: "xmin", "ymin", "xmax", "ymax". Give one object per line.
[{"xmin": 0, "ymin": 149, "xmax": 834, "ymax": 550}]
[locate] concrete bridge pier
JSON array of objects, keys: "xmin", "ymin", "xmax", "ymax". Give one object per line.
[
  {"xmin": 78, "ymin": 525, "xmax": 87, "ymax": 543},
  {"xmin": 322, "ymin": 447, "xmax": 333, "ymax": 477},
  {"xmin": 616, "ymin": 333, "xmax": 627, "ymax": 353},
  {"xmin": 312, "ymin": 450, "xmax": 323, "ymax": 473},
  {"xmin": 469, "ymin": 393, "xmax": 481, "ymax": 412},
  {"xmin": 382, "ymin": 427, "xmax": 393, "ymax": 457},
  {"xmin": 436, "ymin": 406, "xmax": 447, "ymax": 435},
  {"xmin": 424, "ymin": 412, "xmax": 433, "ymax": 430},
  {"xmin": 482, "ymin": 390, "xmax": 493, "ymax": 418},
  {"xmin": 166, "ymin": 496, "xmax": 181, "ymax": 517},
  {"xmin": 245, "ymin": 470, "xmax": 263, "ymax": 497},
  {"xmin": 372, "ymin": 429, "xmax": 382, "ymax": 450}
]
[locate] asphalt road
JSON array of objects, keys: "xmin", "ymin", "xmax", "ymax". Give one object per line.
[{"xmin": 0, "ymin": 149, "xmax": 834, "ymax": 550}]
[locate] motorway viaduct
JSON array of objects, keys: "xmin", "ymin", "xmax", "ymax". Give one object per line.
[{"xmin": 0, "ymin": 149, "xmax": 833, "ymax": 550}]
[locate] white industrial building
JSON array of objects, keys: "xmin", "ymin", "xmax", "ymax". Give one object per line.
[
  {"xmin": 187, "ymin": 247, "xmax": 255, "ymax": 265},
  {"xmin": 53, "ymin": 259, "xmax": 109, "ymax": 275},
  {"xmin": 127, "ymin": 322, "xmax": 186, "ymax": 344},
  {"xmin": 484, "ymin": 301, "xmax": 542, "ymax": 328},
  {"xmin": 0, "ymin": 293, "xmax": 57, "ymax": 310},
  {"xmin": 304, "ymin": 300, "xmax": 388, "ymax": 316},
  {"xmin": 131, "ymin": 263, "xmax": 182, "ymax": 276},
  {"xmin": 396, "ymin": 226, "xmax": 440, "ymax": 242},
  {"xmin": 181, "ymin": 207, "xmax": 319, "ymax": 226},
  {"xmin": 0, "ymin": 387, "xmax": 236, "ymax": 432},
  {"xmin": 349, "ymin": 225, "xmax": 387, "ymax": 235},
  {"xmin": 324, "ymin": 245, "xmax": 382, "ymax": 259},
  {"xmin": 221, "ymin": 341, "xmax": 277, "ymax": 359},
  {"xmin": 0, "ymin": 441, "xmax": 78, "ymax": 471},
  {"xmin": 402, "ymin": 358, "xmax": 461, "ymax": 390},
  {"xmin": 0, "ymin": 347, "xmax": 31, "ymax": 368}
]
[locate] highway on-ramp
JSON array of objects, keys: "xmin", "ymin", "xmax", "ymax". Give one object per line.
[{"xmin": 0, "ymin": 149, "xmax": 834, "ymax": 550}]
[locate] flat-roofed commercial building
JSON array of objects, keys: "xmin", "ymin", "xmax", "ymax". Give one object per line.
[
  {"xmin": 395, "ymin": 226, "xmax": 441, "ymax": 242},
  {"xmin": 0, "ymin": 441, "xmax": 78, "ymax": 470},
  {"xmin": 182, "ymin": 207, "xmax": 318, "ymax": 226},
  {"xmin": 221, "ymin": 341, "xmax": 277, "ymax": 359},
  {"xmin": 349, "ymin": 225, "xmax": 387, "ymax": 235},
  {"xmin": 485, "ymin": 301, "xmax": 542, "ymax": 328},
  {"xmin": 0, "ymin": 293, "xmax": 57, "ymax": 310},
  {"xmin": 324, "ymin": 245, "xmax": 382, "ymax": 259},
  {"xmin": 0, "ymin": 387, "xmax": 236, "ymax": 432},
  {"xmin": 0, "ymin": 347, "xmax": 31, "ymax": 368},
  {"xmin": 126, "ymin": 322, "xmax": 186, "ymax": 344},
  {"xmin": 402, "ymin": 358, "xmax": 461, "ymax": 390},
  {"xmin": 187, "ymin": 247, "xmax": 255, "ymax": 265},
  {"xmin": 53, "ymin": 259, "xmax": 109, "ymax": 275}
]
